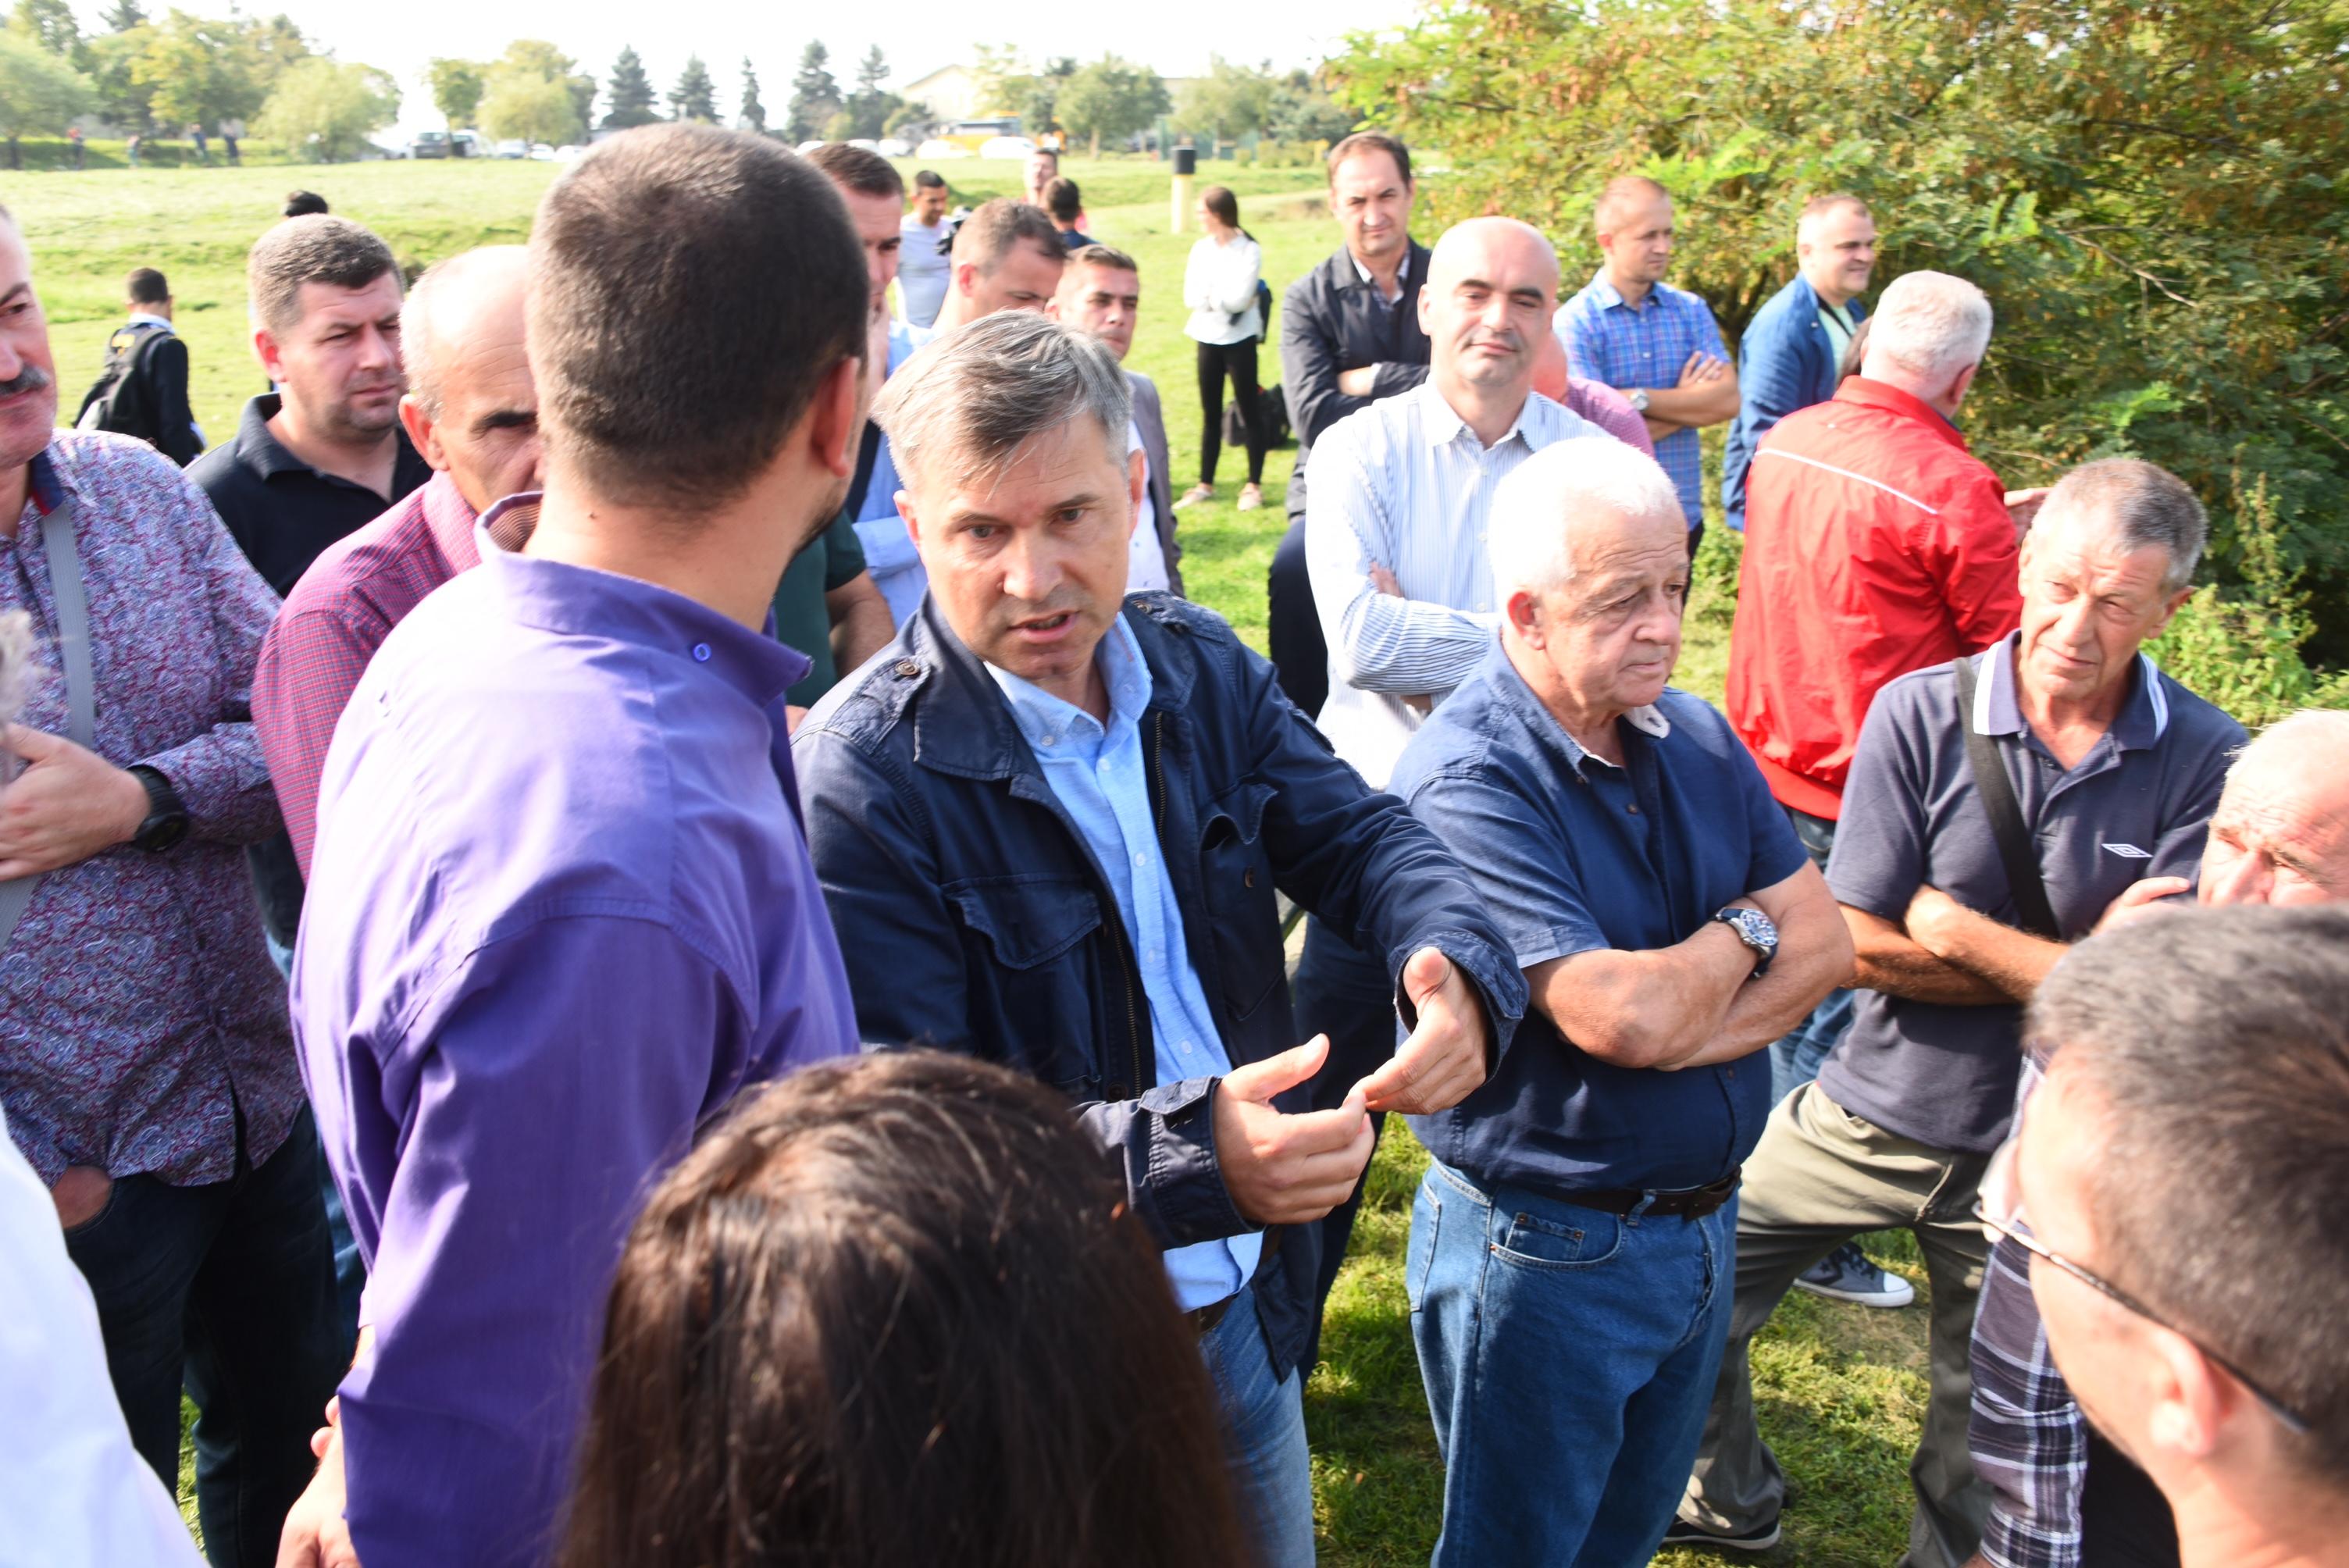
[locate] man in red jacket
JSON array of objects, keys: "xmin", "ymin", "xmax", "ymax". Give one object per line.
[{"xmin": 1724, "ymin": 269, "xmax": 2028, "ymax": 1308}]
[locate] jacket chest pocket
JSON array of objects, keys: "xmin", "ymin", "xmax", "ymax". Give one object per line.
[
  {"xmin": 1197, "ymin": 782, "xmax": 1285, "ymax": 1021},
  {"xmin": 946, "ymin": 875, "xmax": 1118, "ymax": 1097}
]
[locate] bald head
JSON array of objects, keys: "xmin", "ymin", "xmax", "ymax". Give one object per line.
[
  {"xmin": 2201, "ymin": 712, "xmax": 2349, "ymax": 907},
  {"xmin": 1422, "ymin": 218, "xmax": 1560, "ymax": 404},
  {"xmin": 397, "ymin": 245, "xmax": 540, "ymax": 513}
]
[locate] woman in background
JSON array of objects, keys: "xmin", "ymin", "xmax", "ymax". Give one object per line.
[{"xmin": 1177, "ymin": 186, "xmax": 1270, "ymax": 514}]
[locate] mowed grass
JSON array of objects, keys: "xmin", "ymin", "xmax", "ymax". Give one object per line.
[{"xmin": 5, "ymin": 157, "xmax": 1924, "ymax": 1565}]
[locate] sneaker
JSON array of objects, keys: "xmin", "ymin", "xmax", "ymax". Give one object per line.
[
  {"xmin": 1792, "ymin": 1241, "xmax": 1916, "ymax": 1308},
  {"xmin": 1660, "ymin": 1514, "xmax": 1782, "ymax": 1552},
  {"xmin": 1236, "ymin": 482, "xmax": 1264, "ymax": 511},
  {"xmin": 1173, "ymin": 483, "xmax": 1214, "ymax": 510}
]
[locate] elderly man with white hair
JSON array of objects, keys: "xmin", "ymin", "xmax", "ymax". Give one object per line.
[
  {"xmin": 1385, "ymin": 437, "xmax": 1850, "ymax": 1567},
  {"xmin": 1966, "ymin": 707, "xmax": 2349, "ymax": 1568},
  {"xmin": 1674, "ymin": 458, "xmax": 2244, "ymax": 1566}
]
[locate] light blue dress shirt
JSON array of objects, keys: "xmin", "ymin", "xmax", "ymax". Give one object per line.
[
  {"xmin": 854, "ymin": 318, "xmax": 935, "ymax": 625},
  {"xmin": 985, "ymin": 616, "xmax": 1261, "ymax": 1310}
]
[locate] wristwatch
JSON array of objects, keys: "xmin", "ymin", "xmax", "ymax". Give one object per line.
[
  {"xmin": 127, "ymin": 764, "xmax": 190, "ymax": 853},
  {"xmin": 1628, "ymin": 388, "xmax": 1652, "ymax": 414},
  {"xmin": 1713, "ymin": 906, "xmax": 1778, "ymax": 978}
]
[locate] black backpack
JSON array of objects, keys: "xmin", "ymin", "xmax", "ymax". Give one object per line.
[{"xmin": 76, "ymin": 325, "xmax": 171, "ymax": 446}]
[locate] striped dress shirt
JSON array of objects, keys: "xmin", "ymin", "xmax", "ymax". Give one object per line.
[{"xmin": 1304, "ymin": 380, "xmax": 1606, "ymax": 786}]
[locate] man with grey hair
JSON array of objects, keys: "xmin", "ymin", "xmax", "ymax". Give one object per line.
[
  {"xmin": 1968, "ymin": 705, "xmax": 2349, "ymax": 1568},
  {"xmin": 1386, "ymin": 436, "xmax": 1849, "ymax": 1565},
  {"xmin": 794, "ymin": 309, "xmax": 1528, "ymax": 1567},
  {"xmin": 1674, "ymin": 459, "xmax": 2245, "ymax": 1565},
  {"xmin": 1726, "ymin": 268, "xmax": 2028, "ymax": 1312}
]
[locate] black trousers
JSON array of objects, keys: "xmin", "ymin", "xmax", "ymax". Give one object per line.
[
  {"xmin": 1196, "ymin": 338, "xmax": 1267, "ymax": 486},
  {"xmin": 1267, "ymin": 515, "xmax": 1328, "ymax": 718},
  {"xmin": 1289, "ymin": 917, "xmax": 1399, "ymax": 1372}
]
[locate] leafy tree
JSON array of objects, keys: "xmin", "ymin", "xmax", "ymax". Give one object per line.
[
  {"xmin": 100, "ymin": 0, "xmax": 142, "ymax": 30},
  {"xmin": 786, "ymin": 40, "xmax": 839, "ymax": 142},
  {"xmin": 973, "ymin": 45, "xmax": 1075, "ymax": 135},
  {"xmin": 1175, "ymin": 56, "xmax": 1276, "ymax": 142},
  {"xmin": 1335, "ymin": 0, "xmax": 2349, "ymax": 658},
  {"xmin": 479, "ymin": 72, "xmax": 578, "ymax": 144},
  {"xmin": 601, "ymin": 44, "xmax": 658, "ymax": 128},
  {"xmin": 424, "ymin": 57, "xmax": 484, "ymax": 132},
  {"xmin": 8, "ymin": 0, "xmax": 83, "ymax": 65},
  {"xmin": 1057, "ymin": 55, "xmax": 1167, "ymax": 155},
  {"xmin": 252, "ymin": 55, "xmax": 396, "ymax": 162},
  {"xmin": 132, "ymin": 10, "xmax": 301, "ymax": 134},
  {"xmin": 0, "ymin": 28, "xmax": 92, "ymax": 167},
  {"xmin": 839, "ymin": 43, "xmax": 898, "ymax": 137},
  {"xmin": 737, "ymin": 59, "xmax": 765, "ymax": 133},
  {"xmin": 668, "ymin": 54, "xmax": 715, "ymax": 123},
  {"xmin": 1266, "ymin": 69, "xmax": 1353, "ymax": 146},
  {"xmin": 884, "ymin": 98, "xmax": 931, "ymax": 140},
  {"xmin": 84, "ymin": 26, "xmax": 152, "ymax": 130}
]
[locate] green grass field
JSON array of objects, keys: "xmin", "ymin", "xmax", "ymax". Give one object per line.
[{"xmin": 5, "ymin": 156, "xmax": 1929, "ymax": 1566}]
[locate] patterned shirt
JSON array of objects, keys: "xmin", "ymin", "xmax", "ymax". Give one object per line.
[
  {"xmin": 256, "ymin": 471, "xmax": 525, "ymax": 877},
  {"xmin": 0, "ymin": 433, "xmax": 296, "ymax": 1187},
  {"xmin": 1303, "ymin": 380, "xmax": 1605, "ymax": 787},
  {"xmin": 1556, "ymin": 273, "xmax": 1730, "ymax": 529}
]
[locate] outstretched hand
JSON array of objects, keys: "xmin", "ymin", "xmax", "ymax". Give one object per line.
[
  {"xmin": 1213, "ymin": 1035, "xmax": 1376, "ymax": 1228},
  {"xmin": 1352, "ymin": 947, "xmax": 1491, "ymax": 1116}
]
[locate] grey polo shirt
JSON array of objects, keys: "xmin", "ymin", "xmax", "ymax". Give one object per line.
[{"xmin": 1821, "ymin": 633, "xmax": 2243, "ymax": 1152}]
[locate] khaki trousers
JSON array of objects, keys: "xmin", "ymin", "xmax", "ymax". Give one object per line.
[{"xmin": 1679, "ymin": 1082, "xmax": 1994, "ymax": 1568}]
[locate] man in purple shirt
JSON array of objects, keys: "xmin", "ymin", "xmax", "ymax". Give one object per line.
[{"xmin": 280, "ymin": 126, "xmax": 872, "ymax": 1567}]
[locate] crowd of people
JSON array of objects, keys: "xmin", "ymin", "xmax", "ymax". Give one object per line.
[{"xmin": 0, "ymin": 119, "xmax": 2343, "ymax": 1568}]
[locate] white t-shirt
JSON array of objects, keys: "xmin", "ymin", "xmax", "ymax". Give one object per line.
[
  {"xmin": 897, "ymin": 215, "xmax": 954, "ymax": 329},
  {"xmin": 1125, "ymin": 419, "xmax": 1167, "ymax": 593}
]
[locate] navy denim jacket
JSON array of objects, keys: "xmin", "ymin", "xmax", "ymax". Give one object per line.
[
  {"xmin": 1720, "ymin": 272, "xmax": 1870, "ymax": 530},
  {"xmin": 793, "ymin": 592, "xmax": 1525, "ymax": 1375}
]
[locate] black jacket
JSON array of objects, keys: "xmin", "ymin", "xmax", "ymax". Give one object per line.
[
  {"xmin": 1278, "ymin": 240, "xmax": 1434, "ymax": 522},
  {"xmin": 79, "ymin": 323, "xmax": 204, "ymax": 468},
  {"xmin": 793, "ymin": 592, "xmax": 1525, "ymax": 1377}
]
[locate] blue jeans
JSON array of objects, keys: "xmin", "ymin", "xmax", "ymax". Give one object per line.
[
  {"xmin": 1200, "ymin": 1285, "xmax": 1317, "ymax": 1566},
  {"xmin": 1291, "ymin": 917, "xmax": 1399, "ymax": 1369},
  {"xmin": 63, "ymin": 1107, "xmax": 348, "ymax": 1568},
  {"xmin": 268, "ymin": 924, "xmax": 367, "ymax": 1346},
  {"xmin": 1410, "ymin": 1160, "xmax": 1737, "ymax": 1568}
]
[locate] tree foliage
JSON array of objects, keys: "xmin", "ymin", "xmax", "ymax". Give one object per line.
[
  {"xmin": 601, "ymin": 45, "xmax": 658, "ymax": 130},
  {"xmin": 0, "ymin": 28, "xmax": 93, "ymax": 162},
  {"xmin": 424, "ymin": 57, "xmax": 483, "ymax": 131},
  {"xmin": 974, "ymin": 45, "xmax": 1077, "ymax": 134},
  {"xmin": 1057, "ymin": 55, "xmax": 1167, "ymax": 154},
  {"xmin": 130, "ymin": 9, "xmax": 307, "ymax": 132},
  {"xmin": 479, "ymin": 37, "xmax": 589, "ymax": 145},
  {"xmin": 786, "ymin": 40, "xmax": 839, "ymax": 142},
  {"xmin": 668, "ymin": 54, "xmax": 715, "ymax": 123},
  {"xmin": 254, "ymin": 55, "xmax": 396, "ymax": 162},
  {"xmin": 1334, "ymin": 0, "xmax": 2349, "ymax": 654},
  {"xmin": 100, "ymin": 0, "xmax": 142, "ymax": 30},
  {"xmin": 837, "ymin": 44, "xmax": 900, "ymax": 138},
  {"xmin": 737, "ymin": 59, "xmax": 765, "ymax": 133},
  {"xmin": 8, "ymin": 0, "xmax": 84, "ymax": 65},
  {"xmin": 1176, "ymin": 56, "xmax": 1278, "ymax": 141}
]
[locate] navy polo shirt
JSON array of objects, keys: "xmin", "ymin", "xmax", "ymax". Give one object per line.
[
  {"xmin": 1390, "ymin": 641, "xmax": 1809, "ymax": 1196},
  {"xmin": 1823, "ymin": 633, "xmax": 2242, "ymax": 1153}
]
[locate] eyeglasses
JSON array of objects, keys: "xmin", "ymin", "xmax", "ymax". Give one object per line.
[{"xmin": 1973, "ymin": 1139, "xmax": 2313, "ymax": 1435}]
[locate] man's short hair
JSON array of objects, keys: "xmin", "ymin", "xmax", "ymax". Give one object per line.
[
  {"xmin": 401, "ymin": 245, "xmax": 527, "ymax": 421},
  {"xmin": 1327, "ymin": 131, "xmax": 1410, "ymax": 187},
  {"xmin": 805, "ymin": 142, "xmax": 904, "ymax": 201},
  {"xmin": 528, "ymin": 123, "xmax": 868, "ymax": 515},
  {"xmin": 1030, "ymin": 147, "xmax": 1059, "ymax": 168},
  {"xmin": 283, "ymin": 189, "xmax": 329, "ymax": 218},
  {"xmin": 247, "ymin": 216, "xmax": 400, "ymax": 337},
  {"xmin": 1798, "ymin": 191, "xmax": 1870, "ymax": 231},
  {"xmin": 872, "ymin": 311, "xmax": 1129, "ymax": 491},
  {"xmin": 1065, "ymin": 243, "xmax": 1139, "ymax": 279},
  {"xmin": 912, "ymin": 169, "xmax": 946, "ymax": 191},
  {"xmin": 2034, "ymin": 458, "xmax": 2207, "ymax": 594},
  {"xmin": 1594, "ymin": 175, "xmax": 1670, "ymax": 237},
  {"xmin": 1488, "ymin": 437, "xmax": 1687, "ymax": 602},
  {"xmin": 950, "ymin": 198, "xmax": 1062, "ymax": 273},
  {"xmin": 1043, "ymin": 176, "xmax": 1082, "ymax": 225},
  {"xmin": 1866, "ymin": 270, "xmax": 1992, "ymax": 387},
  {"xmin": 127, "ymin": 267, "xmax": 170, "ymax": 306},
  {"xmin": 2031, "ymin": 904, "xmax": 2349, "ymax": 1483}
]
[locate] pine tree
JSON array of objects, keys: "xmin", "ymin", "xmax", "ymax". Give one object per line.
[
  {"xmin": 855, "ymin": 45, "xmax": 886, "ymax": 96},
  {"xmin": 786, "ymin": 40, "xmax": 839, "ymax": 143},
  {"xmin": 99, "ymin": 0, "xmax": 141, "ymax": 30},
  {"xmin": 668, "ymin": 54, "xmax": 716, "ymax": 123},
  {"xmin": 600, "ymin": 45, "xmax": 659, "ymax": 129},
  {"xmin": 737, "ymin": 59, "xmax": 765, "ymax": 134}
]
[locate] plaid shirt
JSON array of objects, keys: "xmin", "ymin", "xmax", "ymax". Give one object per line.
[
  {"xmin": 1556, "ymin": 273, "xmax": 1728, "ymax": 528},
  {"xmin": 1969, "ymin": 1057, "xmax": 2085, "ymax": 1568},
  {"xmin": 255, "ymin": 472, "xmax": 510, "ymax": 876},
  {"xmin": 0, "ymin": 434, "xmax": 295, "ymax": 1187}
]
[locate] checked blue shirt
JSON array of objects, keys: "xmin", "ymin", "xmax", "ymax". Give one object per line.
[{"xmin": 1556, "ymin": 273, "xmax": 1729, "ymax": 529}]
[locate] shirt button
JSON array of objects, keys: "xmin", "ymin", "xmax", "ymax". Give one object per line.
[
  {"xmin": 1626, "ymin": 802, "xmax": 1641, "ymax": 814},
  {"xmin": 691, "ymin": 643, "xmax": 711, "ymax": 662},
  {"xmin": 893, "ymin": 658, "xmax": 921, "ymax": 679},
  {"xmin": 1042, "ymin": 733, "xmax": 1057, "ymax": 747},
  {"xmin": 1132, "ymin": 851, "xmax": 1148, "ymax": 868}
]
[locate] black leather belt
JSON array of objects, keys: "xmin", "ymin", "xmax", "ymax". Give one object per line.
[
  {"xmin": 1187, "ymin": 1295, "xmax": 1237, "ymax": 1337},
  {"xmin": 1559, "ymin": 1167, "xmax": 1741, "ymax": 1221}
]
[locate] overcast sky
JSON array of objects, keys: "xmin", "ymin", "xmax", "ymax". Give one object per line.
[{"xmin": 173, "ymin": 0, "xmax": 1428, "ymax": 140}]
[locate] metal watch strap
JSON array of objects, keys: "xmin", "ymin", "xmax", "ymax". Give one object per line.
[{"xmin": 0, "ymin": 495, "xmax": 96, "ymax": 950}]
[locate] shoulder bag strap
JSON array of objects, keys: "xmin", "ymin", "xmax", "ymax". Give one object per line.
[
  {"xmin": 1952, "ymin": 653, "xmax": 2062, "ymax": 940},
  {"xmin": 0, "ymin": 497, "xmax": 96, "ymax": 950}
]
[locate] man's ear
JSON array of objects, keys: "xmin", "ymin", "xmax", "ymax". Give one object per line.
[
  {"xmin": 1125, "ymin": 447, "xmax": 1146, "ymax": 538},
  {"xmin": 1504, "ymin": 587, "xmax": 1544, "ymax": 645},
  {"xmin": 1948, "ymin": 361, "xmax": 1982, "ymax": 407},
  {"xmin": 397, "ymin": 394, "xmax": 443, "ymax": 471},
  {"xmin": 2144, "ymin": 1324, "xmax": 2228, "ymax": 1465},
  {"xmin": 251, "ymin": 324, "xmax": 286, "ymax": 383},
  {"xmin": 806, "ymin": 354, "xmax": 862, "ymax": 481},
  {"xmin": 955, "ymin": 260, "xmax": 979, "ymax": 299}
]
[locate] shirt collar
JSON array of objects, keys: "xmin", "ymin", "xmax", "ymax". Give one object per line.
[
  {"xmin": 1347, "ymin": 244, "xmax": 1413, "ymax": 298},
  {"xmin": 474, "ymin": 493, "xmax": 808, "ymax": 710},
  {"xmin": 983, "ymin": 613, "xmax": 1153, "ymax": 752},
  {"xmin": 230, "ymin": 392, "xmax": 430, "ymax": 486},
  {"xmin": 1485, "ymin": 641, "xmax": 1671, "ymax": 779},
  {"xmin": 1970, "ymin": 632, "xmax": 2171, "ymax": 750},
  {"xmin": 1830, "ymin": 376, "xmax": 1968, "ymax": 445},
  {"xmin": 1584, "ymin": 271, "xmax": 1663, "ymax": 313},
  {"xmin": 124, "ymin": 312, "xmax": 173, "ymax": 333},
  {"xmin": 1418, "ymin": 380, "xmax": 1542, "ymax": 453}
]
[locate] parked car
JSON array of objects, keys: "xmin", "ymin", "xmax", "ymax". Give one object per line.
[
  {"xmin": 452, "ymin": 130, "xmax": 483, "ymax": 158},
  {"xmin": 876, "ymin": 137, "xmax": 914, "ymax": 158},
  {"xmin": 409, "ymin": 130, "xmax": 451, "ymax": 159},
  {"xmin": 528, "ymin": 143, "xmax": 556, "ymax": 160},
  {"xmin": 796, "ymin": 139, "xmax": 826, "ymax": 155},
  {"xmin": 914, "ymin": 137, "xmax": 973, "ymax": 160},
  {"xmin": 551, "ymin": 144, "xmax": 587, "ymax": 162},
  {"xmin": 493, "ymin": 138, "xmax": 529, "ymax": 159},
  {"xmin": 978, "ymin": 135, "xmax": 1036, "ymax": 159}
]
